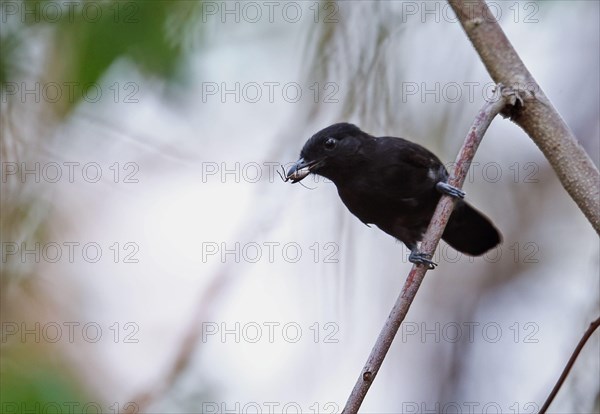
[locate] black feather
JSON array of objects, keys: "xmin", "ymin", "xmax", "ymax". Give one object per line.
[{"xmin": 289, "ymin": 123, "xmax": 502, "ymax": 257}]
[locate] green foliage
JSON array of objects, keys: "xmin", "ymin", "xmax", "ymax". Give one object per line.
[
  {"xmin": 1, "ymin": 0, "xmax": 191, "ymax": 112},
  {"xmin": 58, "ymin": 0, "xmax": 182, "ymax": 89},
  {"xmin": 0, "ymin": 346, "xmax": 92, "ymax": 412}
]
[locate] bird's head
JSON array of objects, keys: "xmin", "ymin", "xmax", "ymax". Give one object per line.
[{"xmin": 286, "ymin": 123, "xmax": 370, "ymax": 183}]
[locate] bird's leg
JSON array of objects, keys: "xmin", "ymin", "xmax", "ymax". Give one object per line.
[
  {"xmin": 406, "ymin": 182, "xmax": 463, "ymax": 269},
  {"xmin": 436, "ymin": 182, "xmax": 465, "ymax": 199},
  {"xmin": 408, "ymin": 246, "xmax": 437, "ymax": 269}
]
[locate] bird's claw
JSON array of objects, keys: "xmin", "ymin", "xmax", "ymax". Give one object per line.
[
  {"xmin": 409, "ymin": 251, "xmax": 437, "ymax": 269},
  {"xmin": 436, "ymin": 182, "xmax": 465, "ymax": 199}
]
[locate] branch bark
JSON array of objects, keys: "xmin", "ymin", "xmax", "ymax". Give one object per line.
[
  {"xmin": 342, "ymin": 88, "xmax": 512, "ymax": 414},
  {"xmin": 539, "ymin": 316, "xmax": 600, "ymax": 413},
  {"xmin": 448, "ymin": 0, "xmax": 600, "ymax": 234}
]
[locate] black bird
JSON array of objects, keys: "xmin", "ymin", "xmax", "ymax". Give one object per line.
[{"xmin": 286, "ymin": 123, "xmax": 501, "ymax": 268}]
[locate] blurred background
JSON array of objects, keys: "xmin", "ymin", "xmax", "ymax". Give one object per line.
[{"xmin": 1, "ymin": 0, "xmax": 598, "ymax": 413}]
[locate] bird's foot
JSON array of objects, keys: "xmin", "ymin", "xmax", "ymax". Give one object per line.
[
  {"xmin": 436, "ymin": 182, "xmax": 465, "ymax": 199},
  {"xmin": 409, "ymin": 250, "xmax": 437, "ymax": 269}
]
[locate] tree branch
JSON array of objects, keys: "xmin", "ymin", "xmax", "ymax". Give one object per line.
[
  {"xmin": 448, "ymin": 0, "xmax": 600, "ymax": 234},
  {"xmin": 539, "ymin": 316, "xmax": 600, "ymax": 414},
  {"xmin": 342, "ymin": 87, "xmax": 512, "ymax": 414}
]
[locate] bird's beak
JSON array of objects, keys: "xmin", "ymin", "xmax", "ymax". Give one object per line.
[{"xmin": 286, "ymin": 158, "xmax": 322, "ymax": 183}]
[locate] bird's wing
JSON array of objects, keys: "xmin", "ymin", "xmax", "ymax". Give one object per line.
[{"xmin": 369, "ymin": 137, "xmax": 448, "ymax": 195}]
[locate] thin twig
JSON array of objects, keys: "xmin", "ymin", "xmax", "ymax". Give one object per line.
[
  {"xmin": 539, "ymin": 317, "xmax": 600, "ymax": 414},
  {"xmin": 448, "ymin": 0, "xmax": 600, "ymax": 234},
  {"xmin": 342, "ymin": 87, "xmax": 511, "ymax": 414},
  {"xmin": 446, "ymin": 2, "xmax": 600, "ymax": 411},
  {"xmin": 126, "ymin": 270, "xmax": 230, "ymax": 413}
]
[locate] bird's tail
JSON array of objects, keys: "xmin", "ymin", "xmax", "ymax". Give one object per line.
[{"xmin": 442, "ymin": 201, "xmax": 501, "ymax": 256}]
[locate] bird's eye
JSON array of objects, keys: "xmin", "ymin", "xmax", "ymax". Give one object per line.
[{"xmin": 324, "ymin": 137, "xmax": 337, "ymax": 150}]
